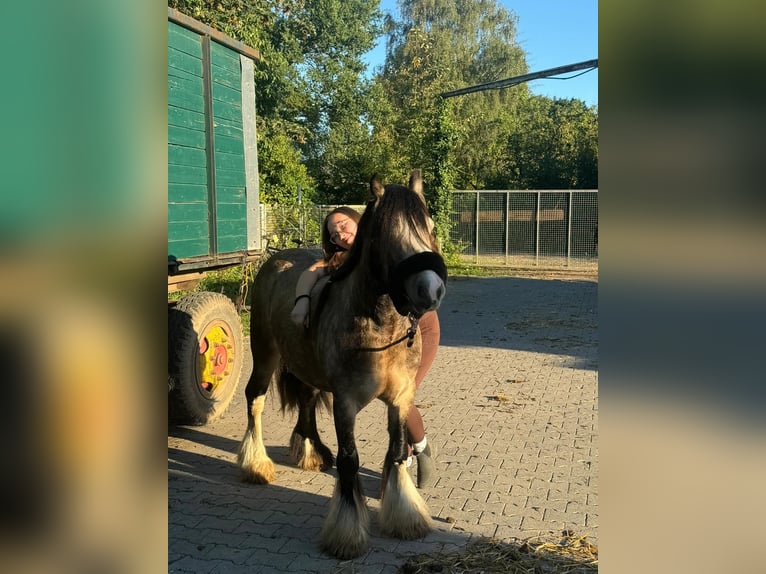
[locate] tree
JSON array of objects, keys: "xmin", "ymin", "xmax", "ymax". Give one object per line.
[
  {"xmin": 169, "ymin": 0, "xmax": 381, "ymax": 203},
  {"xmin": 371, "ymin": 0, "xmax": 528, "ymax": 237},
  {"xmin": 503, "ymin": 95, "xmax": 598, "ymax": 189}
]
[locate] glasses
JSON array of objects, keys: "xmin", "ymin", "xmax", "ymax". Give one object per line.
[{"xmin": 329, "ymin": 218, "xmax": 352, "ymax": 244}]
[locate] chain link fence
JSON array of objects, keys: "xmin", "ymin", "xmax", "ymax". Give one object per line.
[
  {"xmin": 262, "ymin": 190, "xmax": 597, "ymax": 270},
  {"xmin": 450, "ymin": 190, "xmax": 598, "ymax": 269}
]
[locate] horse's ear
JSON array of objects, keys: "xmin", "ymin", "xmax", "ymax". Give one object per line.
[
  {"xmin": 409, "ymin": 169, "xmax": 424, "ymax": 196},
  {"xmin": 370, "ymin": 174, "xmax": 385, "ymax": 199}
]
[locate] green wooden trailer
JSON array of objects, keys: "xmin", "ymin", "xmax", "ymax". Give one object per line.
[{"xmin": 167, "ymin": 8, "xmax": 261, "ymax": 424}]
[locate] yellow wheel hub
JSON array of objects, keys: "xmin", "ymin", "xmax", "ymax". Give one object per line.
[{"xmin": 198, "ymin": 324, "xmax": 234, "ymax": 395}]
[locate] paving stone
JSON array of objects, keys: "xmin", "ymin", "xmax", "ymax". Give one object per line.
[{"xmin": 169, "ymin": 275, "xmax": 598, "ymax": 571}]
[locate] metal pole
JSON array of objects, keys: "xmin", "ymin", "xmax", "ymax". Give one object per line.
[
  {"xmin": 505, "ymin": 191, "xmax": 510, "ymax": 266},
  {"xmin": 567, "ymin": 191, "xmax": 573, "ymax": 266},
  {"xmin": 535, "ymin": 191, "xmax": 541, "ymax": 266},
  {"xmin": 475, "ymin": 191, "xmax": 480, "ymax": 265}
]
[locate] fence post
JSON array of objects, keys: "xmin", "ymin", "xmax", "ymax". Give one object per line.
[
  {"xmin": 505, "ymin": 191, "xmax": 510, "ymax": 266},
  {"xmin": 567, "ymin": 191, "xmax": 573, "ymax": 266},
  {"xmin": 535, "ymin": 191, "xmax": 541, "ymax": 266},
  {"xmin": 475, "ymin": 191, "xmax": 480, "ymax": 265}
]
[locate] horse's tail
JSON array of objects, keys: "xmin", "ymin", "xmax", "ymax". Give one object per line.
[{"xmin": 276, "ymin": 364, "xmax": 331, "ymax": 414}]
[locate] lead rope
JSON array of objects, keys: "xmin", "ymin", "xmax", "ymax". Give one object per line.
[
  {"xmin": 406, "ymin": 314, "xmax": 420, "ymax": 347},
  {"xmin": 355, "ymin": 313, "xmax": 421, "ymax": 352}
]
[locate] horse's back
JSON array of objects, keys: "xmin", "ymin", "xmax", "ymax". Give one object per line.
[
  {"xmin": 250, "ymin": 248, "xmax": 323, "ymax": 369},
  {"xmin": 252, "ymin": 248, "xmax": 321, "ymax": 324}
]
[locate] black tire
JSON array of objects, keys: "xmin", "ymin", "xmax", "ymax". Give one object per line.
[{"xmin": 169, "ymin": 292, "xmax": 245, "ymax": 425}]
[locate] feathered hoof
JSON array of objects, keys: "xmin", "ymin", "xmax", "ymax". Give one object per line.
[
  {"xmin": 319, "ymin": 519, "xmax": 369, "ymax": 559},
  {"xmin": 319, "ymin": 482, "xmax": 369, "ymax": 558},
  {"xmin": 238, "ymin": 433, "xmax": 276, "ymax": 484},
  {"xmin": 239, "ymin": 459, "xmax": 276, "ymax": 484},
  {"xmin": 290, "ymin": 432, "xmax": 332, "ymax": 472},
  {"xmin": 379, "ymin": 462, "xmax": 433, "ymax": 540}
]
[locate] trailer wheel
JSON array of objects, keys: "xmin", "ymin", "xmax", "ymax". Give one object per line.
[{"xmin": 169, "ymin": 292, "xmax": 244, "ymax": 425}]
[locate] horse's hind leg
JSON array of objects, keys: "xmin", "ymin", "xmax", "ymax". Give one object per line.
[
  {"xmin": 237, "ymin": 338, "xmax": 278, "ymax": 484},
  {"xmin": 285, "ymin": 374, "xmax": 334, "ymax": 471},
  {"xmin": 379, "ymin": 402, "xmax": 432, "ymax": 539},
  {"xmin": 319, "ymin": 398, "xmax": 369, "ymax": 559}
]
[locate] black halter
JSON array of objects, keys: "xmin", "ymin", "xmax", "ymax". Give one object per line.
[{"xmin": 388, "ymin": 252, "xmax": 448, "ymax": 317}]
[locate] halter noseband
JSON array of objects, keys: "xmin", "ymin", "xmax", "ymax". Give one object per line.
[{"xmin": 388, "ymin": 251, "xmax": 448, "ymax": 317}]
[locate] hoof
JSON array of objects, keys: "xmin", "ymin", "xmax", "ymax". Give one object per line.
[
  {"xmin": 239, "ymin": 460, "xmax": 276, "ymax": 484},
  {"xmin": 238, "ymin": 433, "xmax": 276, "ymax": 484},
  {"xmin": 320, "ymin": 479, "xmax": 369, "ymax": 558},
  {"xmin": 379, "ymin": 462, "xmax": 432, "ymax": 539},
  {"xmin": 290, "ymin": 433, "xmax": 333, "ymax": 472}
]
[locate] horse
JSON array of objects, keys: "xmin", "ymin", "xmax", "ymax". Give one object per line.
[{"xmin": 237, "ymin": 170, "xmax": 447, "ymax": 559}]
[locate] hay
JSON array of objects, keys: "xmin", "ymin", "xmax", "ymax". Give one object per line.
[{"xmin": 399, "ymin": 531, "xmax": 598, "ymax": 573}]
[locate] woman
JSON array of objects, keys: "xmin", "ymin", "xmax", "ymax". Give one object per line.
[{"xmin": 290, "ymin": 207, "xmax": 440, "ymax": 488}]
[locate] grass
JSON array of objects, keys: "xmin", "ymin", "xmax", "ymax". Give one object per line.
[{"xmin": 169, "ymin": 264, "xmax": 254, "ymax": 333}]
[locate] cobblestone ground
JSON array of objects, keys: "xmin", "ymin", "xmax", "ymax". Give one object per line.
[{"xmin": 169, "ymin": 274, "xmax": 598, "ymax": 573}]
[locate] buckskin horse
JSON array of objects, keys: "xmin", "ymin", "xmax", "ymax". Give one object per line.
[{"xmin": 237, "ymin": 171, "xmax": 447, "ymax": 558}]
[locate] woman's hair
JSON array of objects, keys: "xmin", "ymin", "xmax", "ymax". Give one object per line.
[{"xmin": 321, "ymin": 206, "xmax": 362, "ymax": 271}]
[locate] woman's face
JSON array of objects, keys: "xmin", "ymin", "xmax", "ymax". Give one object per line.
[{"xmin": 327, "ymin": 212, "xmax": 357, "ymax": 251}]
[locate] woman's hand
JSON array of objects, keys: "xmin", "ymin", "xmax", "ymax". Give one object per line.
[{"xmin": 291, "ymin": 298, "xmax": 310, "ymax": 328}]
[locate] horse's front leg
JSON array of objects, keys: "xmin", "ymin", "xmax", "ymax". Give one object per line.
[
  {"xmin": 378, "ymin": 400, "xmax": 432, "ymax": 539},
  {"xmin": 237, "ymin": 342, "xmax": 278, "ymax": 484},
  {"xmin": 319, "ymin": 398, "xmax": 369, "ymax": 559}
]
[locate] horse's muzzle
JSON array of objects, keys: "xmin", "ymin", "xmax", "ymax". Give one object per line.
[{"xmin": 389, "ymin": 252, "xmax": 447, "ymax": 316}]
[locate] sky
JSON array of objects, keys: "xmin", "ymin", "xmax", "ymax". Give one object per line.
[{"xmin": 362, "ymin": 0, "xmax": 598, "ymax": 107}]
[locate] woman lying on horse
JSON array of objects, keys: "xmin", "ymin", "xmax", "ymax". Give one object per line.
[{"xmin": 290, "ymin": 204, "xmax": 440, "ymax": 488}]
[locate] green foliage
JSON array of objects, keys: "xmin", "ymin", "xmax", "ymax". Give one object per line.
[
  {"xmin": 170, "ymin": 265, "xmax": 252, "ymax": 331},
  {"xmin": 168, "ymin": 0, "xmax": 598, "ymax": 210},
  {"xmin": 503, "ymin": 95, "xmax": 599, "ymax": 189},
  {"xmin": 258, "ymin": 130, "xmax": 316, "ymax": 204}
]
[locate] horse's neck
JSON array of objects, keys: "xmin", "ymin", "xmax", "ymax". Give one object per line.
[{"xmin": 337, "ymin": 266, "xmax": 399, "ymax": 325}]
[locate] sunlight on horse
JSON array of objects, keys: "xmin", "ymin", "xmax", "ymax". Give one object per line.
[{"xmin": 237, "ymin": 170, "xmax": 447, "ymax": 559}]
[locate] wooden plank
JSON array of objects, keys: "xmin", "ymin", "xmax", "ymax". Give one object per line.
[
  {"xmin": 168, "ymin": 163, "xmax": 207, "ymax": 185},
  {"xmin": 168, "ymin": 105, "xmax": 205, "ymax": 131},
  {"xmin": 168, "ymin": 8, "xmax": 260, "ymax": 61},
  {"xmin": 215, "ymin": 186, "xmax": 246, "ymax": 204},
  {"xmin": 168, "ymin": 144, "xmax": 206, "ymax": 168},
  {"xmin": 212, "ymin": 81, "xmax": 242, "ymax": 106},
  {"xmin": 168, "ymin": 271, "xmax": 205, "ymax": 293},
  {"xmin": 169, "ymin": 220, "xmax": 210, "ymax": 243},
  {"xmin": 214, "ymin": 168, "xmax": 245, "ymax": 188},
  {"xmin": 168, "ymin": 85, "xmax": 204, "ymax": 113},
  {"xmin": 217, "ymin": 235, "xmax": 247, "ymax": 254},
  {"xmin": 216, "ymin": 220, "xmax": 247, "ymax": 238},
  {"xmin": 214, "ymin": 133, "xmax": 244, "ymax": 153},
  {"xmin": 213, "ymin": 150, "xmax": 244, "ymax": 172},
  {"xmin": 168, "ymin": 66, "xmax": 202, "ymax": 86},
  {"xmin": 212, "ymin": 98, "xmax": 242, "ymax": 123},
  {"xmin": 211, "ymin": 65, "xmax": 241, "ymax": 91},
  {"xmin": 168, "ymin": 202, "xmax": 208, "ymax": 223},
  {"xmin": 215, "ymin": 203, "xmax": 246, "ymax": 221},
  {"xmin": 169, "ymin": 183, "xmax": 208, "ymax": 203},
  {"xmin": 168, "ymin": 124, "xmax": 206, "ymax": 149},
  {"xmin": 168, "ymin": 22, "xmax": 202, "ymax": 58},
  {"xmin": 168, "ymin": 237, "xmax": 210, "ymax": 259},
  {"xmin": 211, "ymin": 41, "xmax": 241, "ymax": 69},
  {"xmin": 168, "ymin": 46, "xmax": 202, "ymax": 76},
  {"xmin": 212, "ymin": 116, "xmax": 243, "ymax": 138}
]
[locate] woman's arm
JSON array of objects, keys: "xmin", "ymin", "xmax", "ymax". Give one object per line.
[{"xmin": 291, "ymin": 261, "xmax": 328, "ymax": 328}]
